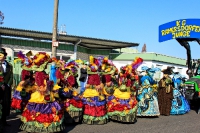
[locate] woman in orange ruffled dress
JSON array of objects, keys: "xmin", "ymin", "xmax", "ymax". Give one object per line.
[{"xmin": 19, "ymin": 52, "xmax": 65, "ymax": 133}]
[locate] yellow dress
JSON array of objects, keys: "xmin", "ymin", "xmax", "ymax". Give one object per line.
[{"xmin": 29, "ymin": 91, "xmax": 55, "ymax": 103}]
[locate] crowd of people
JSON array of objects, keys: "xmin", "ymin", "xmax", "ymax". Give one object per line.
[{"xmin": 0, "ymin": 50, "xmax": 193, "ymax": 133}]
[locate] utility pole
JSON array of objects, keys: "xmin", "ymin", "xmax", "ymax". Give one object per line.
[{"xmin": 52, "ymin": 0, "xmax": 59, "ymax": 57}]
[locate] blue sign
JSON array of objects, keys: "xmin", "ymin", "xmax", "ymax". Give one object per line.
[{"xmin": 159, "ymin": 19, "xmax": 200, "ymax": 42}]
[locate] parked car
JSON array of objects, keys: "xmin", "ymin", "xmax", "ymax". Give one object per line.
[{"xmin": 184, "ymin": 75, "xmax": 200, "ymax": 106}]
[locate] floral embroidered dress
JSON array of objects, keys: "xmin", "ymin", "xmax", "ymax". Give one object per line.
[
  {"xmin": 19, "ymin": 52, "xmax": 65, "ymax": 133},
  {"xmin": 82, "ymin": 56, "xmax": 108, "ymax": 125},
  {"xmin": 170, "ymin": 72, "xmax": 190, "ymax": 115},
  {"xmin": 137, "ymin": 66, "xmax": 160, "ymax": 116}
]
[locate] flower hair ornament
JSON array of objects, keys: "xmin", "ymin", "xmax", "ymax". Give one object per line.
[
  {"xmin": 132, "ymin": 57, "xmax": 143, "ymax": 70},
  {"xmin": 16, "ymin": 51, "xmax": 35, "ymax": 82},
  {"xmin": 31, "ymin": 52, "xmax": 52, "ymax": 72},
  {"xmin": 88, "ymin": 56, "xmax": 101, "ymax": 74},
  {"xmin": 17, "ymin": 51, "xmax": 33, "ymax": 71}
]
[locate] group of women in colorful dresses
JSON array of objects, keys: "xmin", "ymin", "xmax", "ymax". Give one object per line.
[
  {"xmin": 137, "ymin": 66, "xmax": 190, "ymax": 117},
  {"xmin": 10, "ymin": 51, "xmax": 191, "ymax": 133}
]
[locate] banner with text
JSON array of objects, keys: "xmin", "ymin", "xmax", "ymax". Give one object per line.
[{"xmin": 159, "ymin": 19, "xmax": 200, "ymax": 42}]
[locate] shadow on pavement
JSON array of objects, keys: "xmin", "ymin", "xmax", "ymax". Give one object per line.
[
  {"xmin": 60, "ymin": 123, "xmax": 79, "ymax": 133},
  {"xmin": 3, "ymin": 113, "xmax": 22, "ymax": 133}
]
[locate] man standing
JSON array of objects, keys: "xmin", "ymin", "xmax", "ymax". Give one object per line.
[
  {"xmin": 158, "ymin": 66, "xmax": 174, "ymax": 116},
  {"xmin": 0, "ymin": 48, "xmax": 13, "ymax": 127},
  {"xmin": 79, "ymin": 61, "xmax": 88, "ymax": 95}
]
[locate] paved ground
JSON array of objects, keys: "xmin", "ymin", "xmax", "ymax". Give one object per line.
[
  {"xmin": 3, "ymin": 108, "xmax": 200, "ymax": 133},
  {"xmin": 4, "ymin": 88, "xmax": 200, "ymax": 133}
]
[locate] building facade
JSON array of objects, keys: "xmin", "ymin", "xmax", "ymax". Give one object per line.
[{"xmin": 110, "ymin": 52, "xmax": 187, "ymax": 80}]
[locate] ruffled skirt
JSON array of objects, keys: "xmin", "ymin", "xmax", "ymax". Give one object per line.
[
  {"xmin": 137, "ymin": 88, "xmax": 160, "ymax": 116},
  {"xmin": 64, "ymin": 96, "xmax": 84, "ymax": 123},
  {"xmin": 107, "ymin": 89, "xmax": 138, "ymax": 123},
  {"xmin": 11, "ymin": 90, "xmax": 30, "ymax": 111},
  {"xmin": 19, "ymin": 91, "xmax": 65, "ymax": 133},
  {"xmin": 20, "ymin": 101, "xmax": 65, "ymax": 133},
  {"xmin": 82, "ymin": 89, "xmax": 108, "ymax": 125},
  {"xmin": 170, "ymin": 89, "xmax": 190, "ymax": 115}
]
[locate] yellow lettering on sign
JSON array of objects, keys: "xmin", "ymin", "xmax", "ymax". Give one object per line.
[
  {"xmin": 176, "ymin": 21, "xmax": 180, "ymax": 26},
  {"xmin": 172, "ymin": 31, "xmax": 191, "ymax": 39},
  {"xmin": 182, "ymin": 20, "xmax": 186, "ymax": 26},
  {"xmin": 195, "ymin": 26, "xmax": 200, "ymax": 32},
  {"xmin": 161, "ymin": 30, "xmax": 165, "ymax": 36},
  {"xmin": 161, "ymin": 20, "xmax": 200, "ymax": 39},
  {"xmin": 191, "ymin": 25, "xmax": 195, "ymax": 31}
]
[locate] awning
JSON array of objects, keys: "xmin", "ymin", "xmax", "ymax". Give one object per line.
[{"xmin": 0, "ymin": 27, "xmax": 139, "ymax": 49}]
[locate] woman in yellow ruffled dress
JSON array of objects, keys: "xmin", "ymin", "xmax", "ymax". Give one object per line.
[
  {"xmin": 82, "ymin": 56, "xmax": 108, "ymax": 125},
  {"xmin": 107, "ymin": 57, "xmax": 143, "ymax": 123},
  {"xmin": 19, "ymin": 52, "xmax": 65, "ymax": 133}
]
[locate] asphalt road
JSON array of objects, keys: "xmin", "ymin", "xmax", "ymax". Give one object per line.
[{"xmin": 3, "ymin": 108, "xmax": 200, "ymax": 133}]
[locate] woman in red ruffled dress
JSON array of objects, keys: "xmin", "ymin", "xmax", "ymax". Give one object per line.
[
  {"xmin": 82, "ymin": 56, "xmax": 108, "ymax": 125},
  {"xmin": 19, "ymin": 52, "xmax": 65, "ymax": 133}
]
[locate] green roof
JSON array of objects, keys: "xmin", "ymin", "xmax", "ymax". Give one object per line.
[{"xmin": 110, "ymin": 52, "xmax": 186, "ymax": 66}]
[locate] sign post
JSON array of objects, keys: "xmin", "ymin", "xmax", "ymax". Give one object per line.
[{"xmin": 52, "ymin": 41, "xmax": 59, "ymax": 47}]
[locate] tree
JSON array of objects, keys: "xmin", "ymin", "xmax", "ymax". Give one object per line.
[
  {"xmin": 0, "ymin": 11, "xmax": 4, "ymax": 25},
  {"xmin": 141, "ymin": 43, "xmax": 147, "ymax": 52}
]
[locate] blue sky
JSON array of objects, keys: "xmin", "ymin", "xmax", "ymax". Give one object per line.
[{"xmin": 0, "ymin": 0, "xmax": 200, "ymax": 59}]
